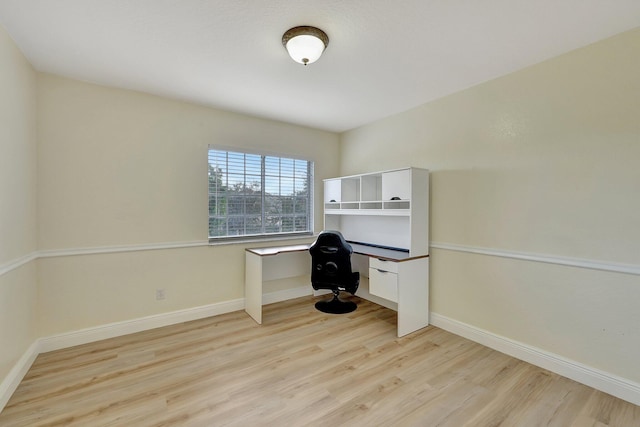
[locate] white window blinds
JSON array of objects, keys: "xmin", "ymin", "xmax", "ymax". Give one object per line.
[{"xmin": 208, "ymin": 147, "xmax": 313, "ymax": 241}]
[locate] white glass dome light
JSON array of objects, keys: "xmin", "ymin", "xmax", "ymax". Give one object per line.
[
  {"xmin": 285, "ymin": 34, "xmax": 325, "ymax": 64},
  {"xmin": 282, "ymin": 26, "xmax": 329, "ymax": 66}
]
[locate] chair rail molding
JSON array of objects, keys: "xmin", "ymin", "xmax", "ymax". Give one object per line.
[
  {"xmin": 0, "ymin": 252, "xmax": 38, "ymax": 278},
  {"xmin": 430, "ymin": 242, "xmax": 640, "ymax": 276},
  {"xmin": 37, "ymin": 240, "xmax": 210, "ymax": 258},
  {"xmin": 4, "ymin": 240, "xmax": 637, "ymax": 279},
  {"xmin": 2, "ymin": 240, "xmax": 639, "ymax": 411},
  {"xmin": 0, "ymin": 242, "xmax": 210, "ymax": 279}
]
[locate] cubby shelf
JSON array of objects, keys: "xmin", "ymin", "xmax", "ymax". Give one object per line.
[
  {"xmin": 325, "ymin": 208, "xmax": 411, "ymax": 216},
  {"xmin": 325, "ymin": 200, "xmax": 411, "ymax": 212}
]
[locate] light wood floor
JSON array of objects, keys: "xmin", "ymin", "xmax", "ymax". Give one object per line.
[{"xmin": 1, "ymin": 296, "xmax": 639, "ymax": 426}]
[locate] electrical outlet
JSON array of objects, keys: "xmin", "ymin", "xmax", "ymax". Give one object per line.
[{"xmin": 155, "ymin": 288, "xmax": 166, "ymax": 300}]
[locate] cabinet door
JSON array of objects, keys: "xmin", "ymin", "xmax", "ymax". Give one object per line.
[
  {"xmin": 382, "ymin": 169, "xmax": 411, "ymax": 201},
  {"xmin": 324, "ymin": 179, "xmax": 341, "ymax": 202}
]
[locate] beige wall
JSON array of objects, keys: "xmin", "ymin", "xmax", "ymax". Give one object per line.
[
  {"xmin": 36, "ymin": 74, "xmax": 339, "ymax": 335},
  {"xmin": 3, "ymin": 17, "xmax": 639, "ymax": 400},
  {"xmin": 340, "ymin": 29, "xmax": 640, "ymax": 382},
  {"xmin": 0, "ymin": 26, "xmax": 38, "ymax": 380}
]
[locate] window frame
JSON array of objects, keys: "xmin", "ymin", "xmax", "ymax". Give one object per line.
[{"xmin": 208, "ymin": 145, "xmax": 314, "ymax": 244}]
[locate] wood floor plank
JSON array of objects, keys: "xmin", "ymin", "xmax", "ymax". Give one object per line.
[{"xmin": 1, "ymin": 295, "xmax": 638, "ymax": 426}]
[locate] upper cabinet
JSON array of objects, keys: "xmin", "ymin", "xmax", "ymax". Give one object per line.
[
  {"xmin": 324, "ymin": 168, "xmax": 419, "ymax": 214},
  {"xmin": 323, "ymin": 167, "xmax": 429, "ymax": 256},
  {"xmin": 382, "ymin": 169, "xmax": 411, "ymax": 202}
]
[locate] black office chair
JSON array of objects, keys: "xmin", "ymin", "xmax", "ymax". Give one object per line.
[{"xmin": 309, "ymin": 231, "xmax": 360, "ymax": 314}]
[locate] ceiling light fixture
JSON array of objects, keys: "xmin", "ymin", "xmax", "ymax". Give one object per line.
[{"xmin": 282, "ymin": 26, "xmax": 329, "ymax": 66}]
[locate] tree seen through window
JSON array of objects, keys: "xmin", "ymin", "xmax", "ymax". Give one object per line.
[{"xmin": 208, "ymin": 149, "xmax": 312, "ymax": 240}]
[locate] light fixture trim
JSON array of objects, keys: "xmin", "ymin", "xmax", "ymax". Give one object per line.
[{"xmin": 282, "ymin": 26, "xmax": 329, "ymax": 65}]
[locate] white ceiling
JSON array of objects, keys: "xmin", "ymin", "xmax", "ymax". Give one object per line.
[{"xmin": 1, "ymin": 1, "xmax": 639, "ymax": 133}]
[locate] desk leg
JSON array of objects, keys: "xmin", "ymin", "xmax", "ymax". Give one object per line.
[{"xmin": 245, "ymin": 251, "xmax": 263, "ymax": 324}]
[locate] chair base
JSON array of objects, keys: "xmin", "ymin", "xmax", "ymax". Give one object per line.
[{"xmin": 314, "ymin": 292, "xmax": 357, "ymax": 314}]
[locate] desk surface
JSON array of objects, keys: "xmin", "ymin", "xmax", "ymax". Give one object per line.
[
  {"xmin": 246, "ymin": 244, "xmax": 310, "ymax": 257},
  {"xmin": 246, "ymin": 242, "xmax": 428, "ymax": 262}
]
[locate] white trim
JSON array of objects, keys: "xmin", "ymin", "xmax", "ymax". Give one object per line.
[
  {"xmin": 37, "ymin": 285, "xmax": 310, "ymax": 354},
  {"xmin": 0, "ymin": 252, "xmax": 38, "ymax": 278},
  {"xmin": 430, "ymin": 242, "xmax": 640, "ymax": 276},
  {"xmin": 1, "ymin": 299, "xmax": 243, "ymax": 412},
  {"xmin": 3, "ymin": 240, "xmax": 638, "ymax": 410},
  {"xmin": 1, "ymin": 286, "xmax": 307, "ymax": 410},
  {"xmin": 1, "ymin": 243, "xmax": 211, "ymax": 278},
  {"xmin": 210, "ymin": 233, "xmax": 314, "ymax": 247},
  {"xmin": 0, "ymin": 341, "xmax": 40, "ymax": 411},
  {"xmin": 5, "ymin": 241, "xmax": 636, "ymax": 279},
  {"xmin": 4, "ymin": 293, "xmax": 640, "ymax": 411},
  {"xmin": 39, "ymin": 298, "xmax": 244, "ymax": 353},
  {"xmin": 38, "ymin": 240, "xmax": 209, "ymax": 259},
  {"xmin": 37, "ymin": 283, "xmax": 313, "ymax": 353},
  {"xmin": 208, "ymin": 144, "xmax": 314, "ymax": 163},
  {"xmin": 430, "ymin": 312, "xmax": 640, "ymax": 406}
]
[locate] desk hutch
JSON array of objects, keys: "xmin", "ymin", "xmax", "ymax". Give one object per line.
[{"xmin": 245, "ymin": 167, "xmax": 430, "ymax": 337}]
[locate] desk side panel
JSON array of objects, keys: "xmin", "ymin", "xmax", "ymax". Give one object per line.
[
  {"xmin": 245, "ymin": 251, "xmax": 263, "ymax": 324},
  {"xmin": 397, "ymin": 257, "xmax": 429, "ymax": 337},
  {"xmin": 410, "ymin": 168, "xmax": 429, "ymax": 256}
]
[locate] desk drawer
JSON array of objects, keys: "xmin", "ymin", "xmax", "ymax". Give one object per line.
[
  {"xmin": 370, "ymin": 257, "xmax": 399, "ymax": 273},
  {"xmin": 369, "ymin": 267, "xmax": 398, "ymax": 302}
]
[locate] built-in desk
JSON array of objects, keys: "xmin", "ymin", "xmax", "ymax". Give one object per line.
[{"xmin": 245, "ymin": 242, "xmax": 429, "ymax": 337}]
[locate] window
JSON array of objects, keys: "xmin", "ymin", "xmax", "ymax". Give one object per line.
[{"xmin": 208, "ymin": 147, "xmax": 313, "ymax": 242}]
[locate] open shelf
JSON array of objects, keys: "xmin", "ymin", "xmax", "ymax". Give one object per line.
[{"xmin": 325, "ymin": 208, "xmax": 410, "ymax": 217}]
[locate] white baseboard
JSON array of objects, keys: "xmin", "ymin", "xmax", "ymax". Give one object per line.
[
  {"xmin": 5, "ymin": 295, "xmax": 640, "ymax": 413},
  {"xmin": 39, "ymin": 298, "xmax": 245, "ymax": 353},
  {"xmin": 430, "ymin": 312, "xmax": 640, "ymax": 406},
  {"xmin": 1, "ymin": 288, "xmax": 308, "ymax": 412},
  {"xmin": 0, "ymin": 341, "xmax": 40, "ymax": 411},
  {"xmin": 1, "ymin": 298, "xmax": 246, "ymax": 413}
]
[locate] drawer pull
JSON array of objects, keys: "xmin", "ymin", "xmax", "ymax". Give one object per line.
[{"xmin": 376, "ymin": 269, "xmax": 389, "ymax": 273}]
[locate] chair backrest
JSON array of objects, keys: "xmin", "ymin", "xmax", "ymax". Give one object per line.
[{"xmin": 309, "ymin": 231, "xmax": 357, "ymax": 292}]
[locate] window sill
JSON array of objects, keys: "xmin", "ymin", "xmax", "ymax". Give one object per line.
[{"xmin": 208, "ymin": 232, "xmax": 315, "ymax": 246}]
